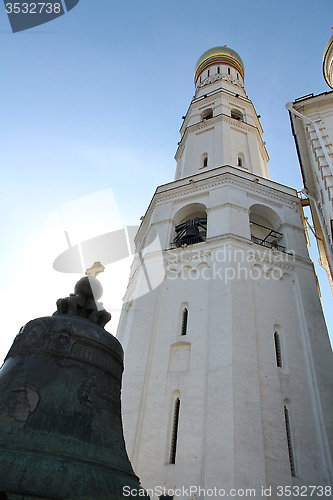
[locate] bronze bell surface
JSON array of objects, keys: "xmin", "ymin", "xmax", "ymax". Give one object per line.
[
  {"xmin": 179, "ymin": 224, "xmax": 202, "ymax": 244},
  {"xmin": 0, "ymin": 277, "xmax": 148, "ymax": 499}
]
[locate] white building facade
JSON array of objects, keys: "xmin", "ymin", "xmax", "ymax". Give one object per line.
[
  {"xmin": 117, "ymin": 47, "xmax": 333, "ymax": 498},
  {"xmin": 287, "ymin": 33, "xmax": 333, "ymax": 292}
]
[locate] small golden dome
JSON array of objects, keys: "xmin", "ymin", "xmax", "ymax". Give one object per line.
[
  {"xmin": 323, "ymin": 33, "xmax": 333, "ymax": 89},
  {"xmin": 194, "ymin": 46, "xmax": 244, "ymax": 85}
]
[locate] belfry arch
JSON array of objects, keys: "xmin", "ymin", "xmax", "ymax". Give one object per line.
[
  {"xmin": 249, "ymin": 203, "xmax": 286, "ymax": 251},
  {"xmin": 171, "ymin": 203, "xmax": 207, "ymax": 248}
]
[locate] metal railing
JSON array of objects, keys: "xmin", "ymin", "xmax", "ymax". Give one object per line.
[
  {"xmin": 170, "ymin": 236, "xmax": 206, "ymax": 249},
  {"xmin": 251, "ymin": 235, "xmax": 286, "ymax": 253}
]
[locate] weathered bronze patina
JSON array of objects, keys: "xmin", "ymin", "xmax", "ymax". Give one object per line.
[{"xmin": 0, "ymin": 277, "xmax": 147, "ymax": 499}]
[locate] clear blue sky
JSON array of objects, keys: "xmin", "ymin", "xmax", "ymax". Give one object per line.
[{"xmin": 0, "ymin": 0, "xmax": 332, "ymax": 361}]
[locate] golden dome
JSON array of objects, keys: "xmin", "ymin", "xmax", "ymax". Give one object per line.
[
  {"xmin": 194, "ymin": 46, "xmax": 244, "ymax": 85},
  {"xmin": 323, "ymin": 33, "xmax": 333, "ymax": 89}
]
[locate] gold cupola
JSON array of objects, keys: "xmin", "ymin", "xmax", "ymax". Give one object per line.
[
  {"xmin": 194, "ymin": 46, "xmax": 244, "ymax": 85},
  {"xmin": 323, "ymin": 33, "xmax": 333, "ymax": 89}
]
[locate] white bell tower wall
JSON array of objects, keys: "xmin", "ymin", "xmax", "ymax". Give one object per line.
[
  {"xmin": 117, "ymin": 47, "xmax": 333, "ymax": 496},
  {"xmin": 175, "ymin": 55, "xmax": 269, "ymax": 181}
]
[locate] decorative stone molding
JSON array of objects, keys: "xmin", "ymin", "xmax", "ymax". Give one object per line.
[
  {"xmin": 135, "ymin": 172, "xmax": 299, "ymax": 247},
  {"xmin": 176, "ymin": 112, "xmax": 264, "ymax": 159},
  {"xmin": 251, "ymin": 252, "xmax": 296, "ymax": 273},
  {"xmin": 156, "ymin": 173, "xmax": 298, "ymax": 208},
  {"xmin": 195, "ymin": 73, "xmax": 244, "ymax": 90},
  {"xmin": 165, "ymin": 249, "xmax": 212, "ymax": 266}
]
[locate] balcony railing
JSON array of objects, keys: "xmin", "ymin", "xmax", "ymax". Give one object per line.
[
  {"xmin": 170, "ymin": 236, "xmax": 206, "ymax": 249},
  {"xmin": 251, "ymin": 235, "xmax": 286, "ymax": 253}
]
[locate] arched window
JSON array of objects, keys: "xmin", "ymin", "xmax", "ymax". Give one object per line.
[
  {"xmin": 217, "ymin": 66, "xmax": 220, "ymax": 74},
  {"xmin": 202, "ymin": 108, "xmax": 213, "ymax": 120},
  {"xmin": 274, "ymin": 332, "xmax": 282, "ymax": 367},
  {"xmin": 228, "ymin": 67, "xmax": 231, "ymax": 75},
  {"xmin": 249, "ymin": 204, "xmax": 286, "ymax": 252},
  {"xmin": 170, "ymin": 398, "xmax": 180, "ymax": 464},
  {"xmin": 202, "ymin": 153, "xmax": 208, "ymax": 168},
  {"xmin": 237, "ymin": 153, "xmax": 245, "ymax": 169},
  {"xmin": 231, "ymin": 108, "xmax": 243, "ymax": 121},
  {"xmin": 181, "ymin": 308, "xmax": 188, "ymax": 336},
  {"xmin": 173, "ymin": 218, "xmax": 207, "ymax": 247},
  {"xmin": 284, "ymin": 404, "xmax": 296, "ymax": 477},
  {"xmin": 171, "ymin": 203, "xmax": 208, "ymax": 248},
  {"xmin": 207, "ymin": 69, "xmax": 210, "ymax": 77}
]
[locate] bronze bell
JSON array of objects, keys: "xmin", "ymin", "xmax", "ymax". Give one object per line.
[
  {"xmin": 179, "ymin": 224, "xmax": 202, "ymax": 245},
  {"xmin": 0, "ymin": 277, "xmax": 148, "ymax": 499}
]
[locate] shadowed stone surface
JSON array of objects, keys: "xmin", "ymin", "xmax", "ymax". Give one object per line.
[{"xmin": 0, "ymin": 278, "xmax": 147, "ymax": 499}]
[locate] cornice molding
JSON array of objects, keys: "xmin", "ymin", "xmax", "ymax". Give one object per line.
[
  {"xmin": 176, "ymin": 112, "xmax": 266, "ymax": 161},
  {"xmin": 156, "ymin": 174, "xmax": 297, "ymax": 208},
  {"xmin": 164, "ymin": 244, "xmax": 296, "ymax": 275},
  {"xmin": 246, "ymin": 191, "xmax": 283, "ymax": 209},
  {"xmin": 192, "ymin": 88, "xmax": 250, "ymax": 107},
  {"xmin": 196, "ymin": 73, "xmax": 244, "ymax": 90},
  {"xmin": 179, "ymin": 84, "xmax": 261, "ymax": 134},
  {"xmin": 136, "ymin": 168, "xmax": 298, "ymax": 244},
  {"xmin": 208, "ymin": 201, "xmax": 250, "ymax": 213},
  {"xmin": 126, "ymin": 233, "xmax": 313, "ymax": 297}
]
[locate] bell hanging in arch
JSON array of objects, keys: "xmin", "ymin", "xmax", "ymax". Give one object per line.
[
  {"xmin": 174, "ymin": 218, "xmax": 206, "ymax": 246},
  {"xmin": 179, "ymin": 224, "xmax": 202, "ymax": 244}
]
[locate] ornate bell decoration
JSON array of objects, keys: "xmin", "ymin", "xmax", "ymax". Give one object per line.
[{"xmin": 0, "ymin": 277, "xmax": 148, "ymax": 499}]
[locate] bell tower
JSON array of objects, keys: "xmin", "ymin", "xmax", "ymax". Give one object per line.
[
  {"xmin": 117, "ymin": 47, "xmax": 333, "ymax": 496},
  {"xmin": 175, "ymin": 46, "xmax": 269, "ymax": 180}
]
